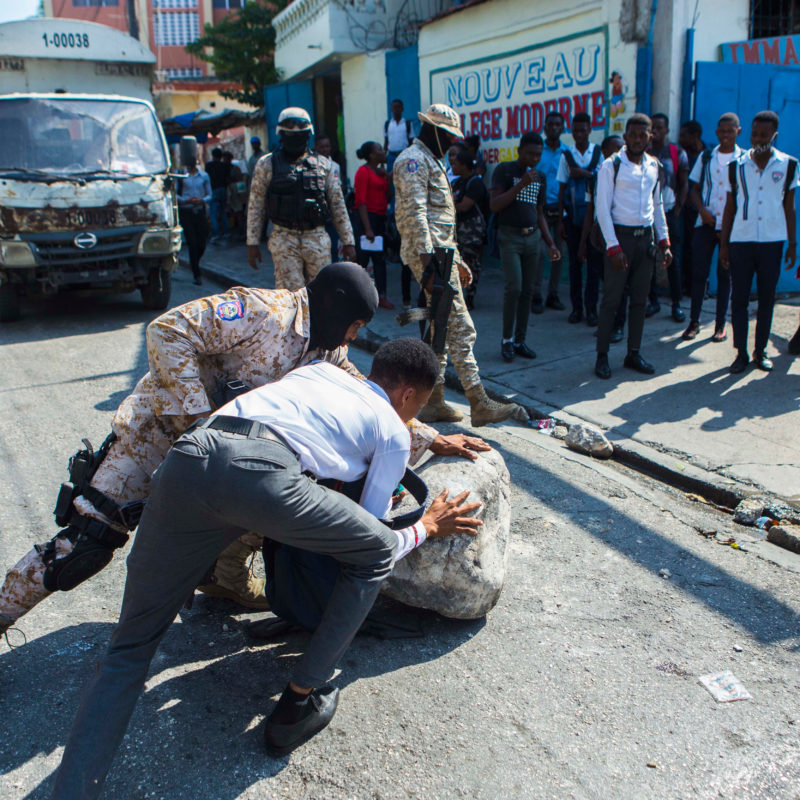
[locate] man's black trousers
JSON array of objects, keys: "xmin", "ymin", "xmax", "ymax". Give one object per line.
[
  {"xmin": 597, "ymin": 227, "xmax": 655, "ymax": 354},
  {"xmin": 179, "ymin": 207, "xmax": 208, "ymax": 280},
  {"xmin": 689, "ymin": 224, "xmax": 730, "ymax": 328},
  {"xmin": 729, "ymin": 241, "xmax": 783, "ymax": 355}
]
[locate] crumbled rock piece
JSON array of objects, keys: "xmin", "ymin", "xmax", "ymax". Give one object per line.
[
  {"xmin": 565, "ymin": 422, "xmax": 613, "ymax": 459},
  {"xmin": 383, "ymin": 449, "xmax": 510, "ymax": 619},
  {"xmin": 552, "ymin": 424, "xmax": 569, "ymax": 440},
  {"xmin": 733, "ymin": 497, "xmax": 767, "ymax": 526},
  {"xmin": 767, "ymin": 524, "xmax": 800, "ymax": 555}
]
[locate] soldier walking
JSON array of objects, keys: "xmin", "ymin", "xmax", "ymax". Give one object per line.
[
  {"xmin": 394, "ymin": 103, "xmax": 526, "ymax": 426},
  {"xmin": 247, "ymin": 107, "xmax": 356, "ymax": 289}
]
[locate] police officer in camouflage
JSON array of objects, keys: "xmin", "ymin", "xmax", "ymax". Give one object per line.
[
  {"xmin": 394, "ymin": 104, "xmax": 527, "ymax": 427},
  {"xmin": 247, "ymin": 107, "xmax": 356, "ymax": 289}
]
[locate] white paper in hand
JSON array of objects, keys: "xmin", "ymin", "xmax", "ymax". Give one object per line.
[{"xmin": 360, "ymin": 235, "xmax": 383, "ymax": 252}]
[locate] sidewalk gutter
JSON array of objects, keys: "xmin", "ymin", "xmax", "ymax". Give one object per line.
[{"xmin": 196, "ymin": 256, "xmax": 784, "ymax": 515}]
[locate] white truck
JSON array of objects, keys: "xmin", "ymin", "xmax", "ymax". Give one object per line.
[{"xmin": 0, "ymin": 19, "xmax": 181, "ymax": 321}]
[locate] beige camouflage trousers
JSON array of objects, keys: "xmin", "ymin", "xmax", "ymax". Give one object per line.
[
  {"xmin": 407, "ymin": 248, "xmax": 481, "ymax": 391},
  {"xmin": 268, "ymin": 226, "xmax": 332, "ymax": 290}
]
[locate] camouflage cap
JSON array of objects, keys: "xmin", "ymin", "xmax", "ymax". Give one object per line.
[
  {"xmin": 276, "ymin": 107, "xmax": 314, "ymax": 133},
  {"xmin": 417, "ymin": 103, "xmax": 463, "ymax": 138}
]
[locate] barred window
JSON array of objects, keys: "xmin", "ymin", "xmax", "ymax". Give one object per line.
[
  {"xmin": 163, "ymin": 67, "xmax": 204, "ymax": 79},
  {"xmin": 153, "ymin": 11, "xmax": 200, "ymax": 46},
  {"xmin": 72, "ymin": 0, "xmax": 119, "ymax": 6},
  {"xmin": 213, "ymin": 0, "xmax": 245, "ymax": 8},
  {"xmin": 153, "ymin": 0, "xmax": 198, "ymax": 8},
  {"xmin": 750, "ymin": 0, "xmax": 800, "ymax": 37}
]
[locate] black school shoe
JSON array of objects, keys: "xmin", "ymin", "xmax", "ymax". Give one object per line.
[
  {"xmin": 531, "ymin": 296, "xmax": 544, "ymax": 314},
  {"xmin": 501, "ymin": 341, "xmax": 515, "ymax": 362},
  {"xmin": 546, "ymin": 294, "xmax": 566, "ymax": 311},
  {"xmin": 514, "ymin": 342, "xmax": 537, "ymax": 359},
  {"xmin": 586, "ymin": 310, "xmax": 598, "ymax": 327},
  {"xmin": 729, "ymin": 352, "xmax": 749, "ymax": 374},
  {"xmin": 645, "ymin": 301, "xmax": 660, "ymax": 318},
  {"xmin": 568, "ymin": 309, "xmax": 583, "ymax": 323},
  {"xmin": 264, "ymin": 685, "xmax": 340, "ymax": 757},
  {"xmin": 671, "ymin": 304, "xmax": 686, "ymax": 323},
  {"xmin": 595, "ymin": 353, "xmax": 611, "ymax": 379},
  {"xmin": 752, "ymin": 351, "xmax": 773, "ymax": 372},
  {"xmin": 609, "ymin": 327, "xmax": 624, "ymax": 344},
  {"xmin": 623, "ymin": 352, "xmax": 655, "ymax": 374}
]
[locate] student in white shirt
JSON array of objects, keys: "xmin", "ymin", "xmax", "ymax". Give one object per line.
[
  {"xmin": 384, "ymin": 98, "xmax": 414, "ymax": 172},
  {"xmin": 683, "ymin": 113, "xmax": 744, "ymax": 342},
  {"xmin": 719, "ymin": 110, "xmax": 799, "ymax": 374},
  {"xmin": 593, "ymin": 113, "xmax": 672, "ymax": 380},
  {"xmin": 51, "ymin": 339, "xmax": 484, "ymax": 797}
]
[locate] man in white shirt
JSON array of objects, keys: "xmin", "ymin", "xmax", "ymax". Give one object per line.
[
  {"xmin": 51, "ymin": 339, "xmax": 483, "ymax": 799},
  {"xmin": 682, "ymin": 113, "xmax": 743, "ymax": 342},
  {"xmin": 594, "ymin": 113, "xmax": 672, "ymax": 380},
  {"xmin": 384, "ymin": 98, "xmax": 414, "ymax": 173},
  {"xmin": 720, "ymin": 110, "xmax": 799, "ymax": 374}
]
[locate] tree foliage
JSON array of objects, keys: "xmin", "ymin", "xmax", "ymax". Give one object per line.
[{"xmin": 185, "ymin": 1, "xmax": 289, "ymax": 108}]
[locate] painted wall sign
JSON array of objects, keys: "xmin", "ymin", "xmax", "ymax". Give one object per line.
[
  {"xmin": 721, "ymin": 35, "xmax": 800, "ymax": 66},
  {"xmin": 429, "ymin": 28, "xmax": 609, "ymax": 165}
]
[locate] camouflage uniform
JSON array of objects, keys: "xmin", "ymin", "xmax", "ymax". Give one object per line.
[
  {"xmin": 0, "ymin": 286, "xmax": 437, "ymax": 630},
  {"xmin": 393, "ymin": 139, "xmax": 481, "ymax": 390},
  {"xmin": 247, "ymin": 153, "xmax": 354, "ymax": 290}
]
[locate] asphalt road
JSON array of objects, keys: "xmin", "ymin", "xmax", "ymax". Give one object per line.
[{"xmin": 1, "ymin": 271, "xmax": 799, "ymax": 800}]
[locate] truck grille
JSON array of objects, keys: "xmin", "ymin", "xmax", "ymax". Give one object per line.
[{"xmin": 24, "ymin": 227, "xmax": 142, "ymax": 266}]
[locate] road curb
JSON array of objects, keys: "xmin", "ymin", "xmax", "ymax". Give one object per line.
[{"xmin": 197, "ymin": 257, "xmax": 791, "ymax": 516}]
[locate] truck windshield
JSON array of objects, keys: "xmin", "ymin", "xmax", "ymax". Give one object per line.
[{"xmin": 0, "ymin": 97, "xmax": 167, "ymax": 176}]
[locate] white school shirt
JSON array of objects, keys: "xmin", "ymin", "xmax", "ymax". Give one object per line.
[
  {"xmin": 386, "ymin": 118, "xmax": 411, "ymax": 153},
  {"xmin": 214, "ymin": 362, "xmax": 426, "ymax": 559},
  {"xmin": 689, "ymin": 145, "xmax": 743, "ymax": 230},
  {"xmin": 595, "ymin": 148, "xmax": 669, "ymax": 250},
  {"xmin": 555, "ymin": 142, "xmax": 599, "ymax": 184},
  {"xmin": 725, "ymin": 148, "xmax": 799, "ymax": 243}
]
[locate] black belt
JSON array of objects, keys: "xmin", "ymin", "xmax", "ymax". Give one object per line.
[
  {"xmin": 498, "ymin": 224, "xmax": 537, "ymax": 235},
  {"xmin": 615, "ymin": 224, "xmax": 651, "ymax": 237},
  {"xmin": 197, "ymin": 415, "xmax": 291, "ymax": 449}
]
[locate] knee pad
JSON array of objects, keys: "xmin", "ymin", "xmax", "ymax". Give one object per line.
[{"xmin": 42, "ymin": 518, "xmax": 128, "ymax": 593}]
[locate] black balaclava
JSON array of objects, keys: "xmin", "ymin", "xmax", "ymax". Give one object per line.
[
  {"xmin": 280, "ymin": 130, "xmax": 311, "ymax": 160},
  {"xmin": 307, "ymin": 262, "xmax": 379, "ymax": 351},
  {"xmin": 418, "ymin": 122, "xmax": 449, "ymax": 159}
]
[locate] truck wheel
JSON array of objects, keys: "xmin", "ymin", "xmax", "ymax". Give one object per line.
[
  {"xmin": 0, "ymin": 283, "xmax": 21, "ymax": 322},
  {"xmin": 140, "ymin": 268, "xmax": 171, "ymax": 311}
]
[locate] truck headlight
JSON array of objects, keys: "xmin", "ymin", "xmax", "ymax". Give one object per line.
[
  {"xmin": 138, "ymin": 228, "xmax": 182, "ymax": 255},
  {"xmin": 0, "ymin": 241, "xmax": 37, "ymax": 267}
]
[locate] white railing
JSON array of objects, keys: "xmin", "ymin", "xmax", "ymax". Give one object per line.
[{"xmin": 273, "ymin": 0, "xmax": 331, "ymax": 47}]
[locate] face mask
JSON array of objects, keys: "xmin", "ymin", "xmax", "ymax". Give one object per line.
[
  {"xmin": 280, "ymin": 131, "xmax": 310, "ymax": 158},
  {"xmin": 753, "ymin": 132, "xmax": 777, "ymax": 154}
]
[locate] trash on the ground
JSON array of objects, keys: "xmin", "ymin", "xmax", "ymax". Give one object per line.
[
  {"xmin": 698, "ymin": 671, "xmax": 751, "ymax": 702},
  {"xmin": 659, "ymin": 568, "xmax": 671, "ymax": 579},
  {"xmin": 754, "ymin": 516, "xmax": 777, "ymax": 530},
  {"xmin": 646, "ymin": 761, "xmax": 658, "ymax": 769},
  {"xmin": 529, "ymin": 417, "xmax": 555, "ymax": 435},
  {"xmin": 732, "ymin": 644, "xmax": 743, "ymax": 652}
]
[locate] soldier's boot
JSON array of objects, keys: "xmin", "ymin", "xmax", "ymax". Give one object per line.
[
  {"xmin": 416, "ymin": 385, "xmax": 464, "ymax": 423},
  {"xmin": 198, "ymin": 539, "xmax": 270, "ymax": 610},
  {"xmin": 465, "ymin": 384, "xmax": 528, "ymax": 427}
]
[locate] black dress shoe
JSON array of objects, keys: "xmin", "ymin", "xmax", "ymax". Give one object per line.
[
  {"xmin": 752, "ymin": 351, "xmax": 773, "ymax": 371},
  {"xmin": 501, "ymin": 341, "xmax": 515, "ymax": 362},
  {"xmin": 531, "ymin": 297, "xmax": 544, "ymax": 314},
  {"xmin": 681, "ymin": 321, "xmax": 700, "ymax": 340},
  {"xmin": 513, "ymin": 342, "xmax": 537, "ymax": 359},
  {"xmin": 586, "ymin": 310, "xmax": 598, "ymax": 327},
  {"xmin": 193, "ymin": 276, "xmax": 202, "ymax": 286},
  {"xmin": 546, "ymin": 294, "xmax": 566, "ymax": 311},
  {"xmin": 264, "ymin": 686, "xmax": 340, "ymax": 757},
  {"xmin": 595, "ymin": 353, "xmax": 611, "ymax": 379},
  {"xmin": 623, "ymin": 352, "xmax": 655, "ymax": 374},
  {"xmin": 568, "ymin": 309, "xmax": 583, "ymax": 323},
  {"xmin": 788, "ymin": 325, "xmax": 800, "ymax": 355},
  {"xmin": 729, "ymin": 352, "xmax": 749, "ymax": 374},
  {"xmin": 609, "ymin": 327, "xmax": 624, "ymax": 344},
  {"xmin": 671, "ymin": 304, "xmax": 686, "ymax": 323},
  {"xmin": 645, "ymin": 301, "xmax": 660, "ymax": 318}
]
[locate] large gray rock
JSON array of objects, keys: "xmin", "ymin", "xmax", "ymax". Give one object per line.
[
  {"xmin": 733, "ymin": 497, "xmax": 767, "ymax": 526},
  {"xmin": 767, "ymin": 524, "xmax": 800, "ymax": 555},
  {"xmin": 382, "ymin": 449, "xmax": 510, "ymax": 619},
  {"xmin": 565, "ymin": 422, "xmax": 614, "ymax": 459}
]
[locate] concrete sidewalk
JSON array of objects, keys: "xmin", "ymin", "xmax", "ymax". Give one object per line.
[{"xmin": 186, "ymin": 241, "xmax": 800, "ymax": 503}]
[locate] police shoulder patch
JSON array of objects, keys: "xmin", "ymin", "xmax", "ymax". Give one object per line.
[
  {"xmin": 216, "ymin": 299, "xmax": 244, "ymax": 321},
  {"xmin": 406, "ymin": 159, "xmax": 419, "ymax": 173}
]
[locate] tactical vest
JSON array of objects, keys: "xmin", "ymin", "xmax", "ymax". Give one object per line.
[{"xmin": 267, "ymin": 149, "xmax": 329, "ymax": 230}]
